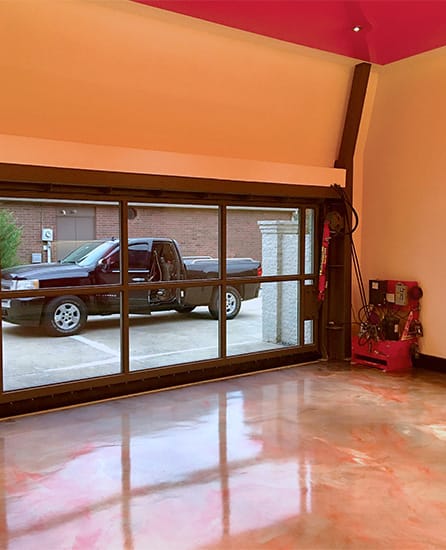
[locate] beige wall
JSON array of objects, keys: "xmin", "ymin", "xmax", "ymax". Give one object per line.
[
  {"xmin": 362, "ymin": 48, "xmax": 446, "ymax": 358},
  {"xmin": 0, "ymin": 0, "xmax": 351, "ymax": 185}
]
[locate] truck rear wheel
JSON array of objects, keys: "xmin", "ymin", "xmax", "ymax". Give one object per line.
[
  {"xmin": 209, "ymin": 286, "xmax": 241, "ymax": 320},
  {"xmin": 43, "ymin": 296, "xmax": 87, "ymax": 337}
]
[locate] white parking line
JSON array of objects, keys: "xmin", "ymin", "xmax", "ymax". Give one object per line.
[
  {"xmin": 131, "ymin": 340, "xmax": 262, "ymax": 361},
  {"xmin": 48, "ymin": 340, "xmax": 260, "ymax": 372},
  {"xmin": 71, "ymin": 334, "xmax": 120, "ymax": 357},
  {"xmin": 31, "ymin": 357, "xmax": 121, "ymax": 372},
  {"xmin": 131, "ymin": 345, "xmax": 217, "ymax": 361}
]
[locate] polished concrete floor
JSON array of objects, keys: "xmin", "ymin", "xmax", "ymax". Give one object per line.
[{"xmin": 1, "ymin": 361, "xmax": 446, "ymax": 549}]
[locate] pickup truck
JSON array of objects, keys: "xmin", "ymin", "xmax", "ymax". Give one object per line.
[{"xmin": 1, "ymin": 238, "xmax": 261, "ymax": 336}]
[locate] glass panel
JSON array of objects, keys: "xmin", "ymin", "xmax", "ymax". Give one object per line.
[
  {"xmin": 129, "ymin": 285, "xmax": 219, "ymax": 371},
  {"xmin": 227, "ymin": 280, "xmax": 300, "ymax": 356},
  {"xmin": 128, "ymin": 203, "xmax": 219, "ymax": 281},
  {"xmin": 227, "ymin": 206, "xmax": 300, "ymax": 277},
  {"xmin": 0, "ymin": 198, "xmax": 120, "ymax": 290},
  {"xmin": 0, "ymin": 198, "xmax": 119, "ymax": 272},
  {"xmin": 2, "ymin": 292, "xmax": 121, "ymax": 390},
  {"xmin": 305, "ymin": 208, "xmax": 315, "ymax": 274},
  {"xmin": 126, "ymin": 203, "xmax": 219, "ymax": 370},
  {"xmin": 304, "ymin": 320, "xmax": 314, "ymax": 345},
  {"xmin": 0, "ymin": 198, "xmax": 121, "ymax": 390},
  {"xmin": 304, "ymin": 278, "xmax": 316, "ymax": 345}
]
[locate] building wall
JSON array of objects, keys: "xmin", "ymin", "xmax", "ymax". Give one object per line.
[
  {"xmin": 1, "ymin": 203, "xmax": 57, "ymax": 264},
  {"xmin": 362, "ymin": 47, "xmax": 446, "ymax": 358},
  {"xmin": 3, "ymin": 203, "xmax": 292, "ymax": 263}
]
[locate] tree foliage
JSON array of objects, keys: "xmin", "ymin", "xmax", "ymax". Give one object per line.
[{"xmin": 0, "ymin": 210, "xmax": 22, "ymax": 269}]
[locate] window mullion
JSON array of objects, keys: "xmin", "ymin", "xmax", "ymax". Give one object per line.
[
  {"xmin": 120, "ymin": 200, "xmax": 130, "ymax": 375},
  {"xmin": 219, "ymin": 204, "xmax": 227, "ymax": 359}
]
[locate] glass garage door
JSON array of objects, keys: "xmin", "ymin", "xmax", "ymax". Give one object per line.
[{"xmin": 0, "ymin": 196, "xmax": 320, "ymax": 407}]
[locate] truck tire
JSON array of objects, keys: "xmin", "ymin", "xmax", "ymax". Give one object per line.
[
  {"xmin": 209, "ymin": 286, "xmax": 241, "ymax": 320},
  {"xmin": 43, "ymin": 296, "xmax": 87, "ymax": 337}
]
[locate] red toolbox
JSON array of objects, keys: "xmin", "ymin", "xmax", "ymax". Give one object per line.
[{"xmin": 351, "ymin": 336, "xmax": 417, "ymax": 371}]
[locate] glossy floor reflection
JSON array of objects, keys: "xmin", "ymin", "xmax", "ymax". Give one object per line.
[{"xmin": 1, "ymin": 362, "xmax": 446, "ymax": 549}]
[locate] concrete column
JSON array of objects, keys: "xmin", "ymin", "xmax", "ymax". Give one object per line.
[{"xmin": 257, "ymin": 220, "xmax": 300, "ymax": 345}]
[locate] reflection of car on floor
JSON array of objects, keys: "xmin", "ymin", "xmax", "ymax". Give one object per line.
[{"xmin": 1, "ymin": 238, "xmax": 261, "ymax": 336}]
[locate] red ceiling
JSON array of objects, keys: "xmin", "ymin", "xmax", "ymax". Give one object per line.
[{"xmin": 133, "ymin": 1, "xmax": 446, "ymax": 64}]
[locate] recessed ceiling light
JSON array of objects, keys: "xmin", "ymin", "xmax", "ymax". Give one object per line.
[{"xmin": 352, "ymin": 25, "xmax": 362, "ymax": 32}]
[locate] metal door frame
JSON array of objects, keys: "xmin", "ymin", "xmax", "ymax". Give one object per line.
[{"xmin": 0, "ymin": 174, "xmax": 337, "ymax": 416}]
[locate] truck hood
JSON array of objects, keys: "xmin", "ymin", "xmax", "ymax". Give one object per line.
[{"xmin": 1, "ymin": 262, "xmax": 92, "ymax": 281}]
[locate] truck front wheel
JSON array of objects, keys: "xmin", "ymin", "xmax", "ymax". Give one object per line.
[
  {"xmin": 43, "ymin": 296, "xmax": 87, "ymax": 336},
  {"xmin": 209, "ymin": 287, "xmax": 241, "ymax": 320}
]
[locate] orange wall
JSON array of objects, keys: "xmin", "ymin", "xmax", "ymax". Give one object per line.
[
  {"xmin": 362, "ymin": 48, "xmax": 446, "ymax": 358},
  {"xmin": 0, "ymin": 0, "xmax": 353, "ymax": 185}
]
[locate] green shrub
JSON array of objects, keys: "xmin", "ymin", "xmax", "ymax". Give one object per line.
[{"xmin": 0, "ymin": 210, "xmax": 22, "ymax": 269}]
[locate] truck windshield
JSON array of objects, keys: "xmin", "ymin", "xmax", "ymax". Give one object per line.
[{"xmin": 60, "ymin": 241, "xmax": 115, "ymax": 266}]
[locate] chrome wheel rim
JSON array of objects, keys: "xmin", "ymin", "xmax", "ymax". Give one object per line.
[
  {"xmin": 54, "ymin": 303, "xmax": 81, "ymax": 332},
  {"xmin": 226, "ymin": 292, "xmax": 237, "ymax": 316}
]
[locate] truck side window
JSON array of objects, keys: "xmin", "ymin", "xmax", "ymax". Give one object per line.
[
  {"xmin": 160, "ymin": 243, "xmax": 178, "ymax": 280},
  {"xmin": 149, "ymin": 242, "xmax": 178, "ymax": 281},
  {"xmin": 128, "ymin": 244, "xmax": 150, "ymax": 270}
]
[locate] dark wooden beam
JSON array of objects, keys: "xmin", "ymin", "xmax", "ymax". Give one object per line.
[
  {"xmin": 335, "ymin": 62, "xmax": 372, "ymax": 186},
  {"xmin": 328, "ymin": 62, "xmax": 371, "ymax": 360},
  {"xmin": 0, "ymin": 162, "xmax": 339, "ymax": 202}
]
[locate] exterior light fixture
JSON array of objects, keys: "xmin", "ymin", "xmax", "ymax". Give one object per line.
[{"xmin": 352, "ymin": 25, "xmax": 362, "ymax": 32}]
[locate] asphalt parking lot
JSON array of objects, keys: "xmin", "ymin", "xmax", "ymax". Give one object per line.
[{"xmin": 2, "ymin": 297, "xmax": 288, "ymax": 391}]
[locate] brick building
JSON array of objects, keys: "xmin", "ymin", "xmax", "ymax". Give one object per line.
[{"xmin": 1, "ymin": 202, "xmax": 294, "ymax": 265}]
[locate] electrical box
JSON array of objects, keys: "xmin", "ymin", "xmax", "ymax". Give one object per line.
[
  {"xmin": 369, "ymin": 280, "xmax": 387, "ymax": 306},
  {"xmin": 42, "ymin": 228, "xmax": 54, "ymax": 241},
  {"xmin": 395, "ymin": 282, "xmax": 408, "ymax": 306}
]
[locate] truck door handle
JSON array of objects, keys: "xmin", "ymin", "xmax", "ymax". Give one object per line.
[{"xmin": 132, "ymin": 277, "xmax": 145, "ymax": 282}]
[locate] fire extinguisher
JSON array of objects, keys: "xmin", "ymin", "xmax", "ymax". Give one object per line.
[{"xmin": 318, "ymin": 218, "xmax": 331, "ymax": 301}]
